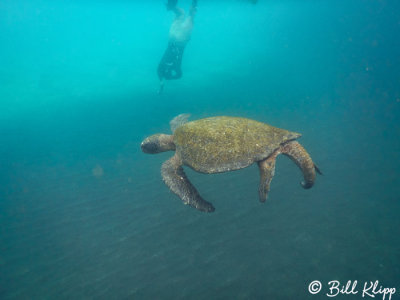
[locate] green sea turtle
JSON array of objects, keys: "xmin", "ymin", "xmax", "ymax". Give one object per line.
[{"xmin": 141, "ymin": 114, "xmax": 321, "ymax": 212}]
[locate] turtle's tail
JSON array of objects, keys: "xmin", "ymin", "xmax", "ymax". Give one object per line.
[
  {"xmin": 314, "ymin": 164, "xmax": 323, "ymax": 175},
  {"xmin": 281, "ymin": 140, "xmax": 318, "ymax": 189}
]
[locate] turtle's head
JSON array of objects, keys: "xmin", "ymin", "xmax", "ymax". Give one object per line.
[{"xmin": 141, "ymin": 134, "xmax": 175, "ymax": 154}]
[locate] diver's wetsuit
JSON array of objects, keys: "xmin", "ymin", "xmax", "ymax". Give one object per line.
[
  {"xmin": 157, "ymin": 0, "xmax": 196, "ymax": 92},
  {"xmin": 158, "ymin": 41, "xmax": 185, "ymax": 80}
]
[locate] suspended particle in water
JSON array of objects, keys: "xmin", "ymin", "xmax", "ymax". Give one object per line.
[{"xmin": 92, "ymin": 164, "xmax": 104, "ymax": 178}]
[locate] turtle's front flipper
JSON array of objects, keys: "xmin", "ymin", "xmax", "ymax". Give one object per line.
[
  {"xmin": 161, "ymin": 154, "xmax": 215, "ymax": 212},
  {"xmin": 258, "ymin": 151, "xmax": 278, "ymax": 202},
  {"xmin": 170, "ymin": 113, "xmax": 191, "ymax": 133},
  {"xmin": 281, "ymin": 140, "xmax": 317, "ymax": 189}
]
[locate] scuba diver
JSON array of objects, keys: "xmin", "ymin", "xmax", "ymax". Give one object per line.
[{"xmin": 157, "ymin": 0, "xmax": 198, "ymax": 94}]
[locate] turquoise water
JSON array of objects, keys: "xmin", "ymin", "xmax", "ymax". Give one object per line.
[{"xmin": 1, "ymin": 0, "xmax": 399, "ymax": 299}]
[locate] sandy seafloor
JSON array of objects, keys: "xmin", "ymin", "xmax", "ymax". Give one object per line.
[{"xmin": 0, "ymin": 0, "xmax": 399, "ymax": 299}]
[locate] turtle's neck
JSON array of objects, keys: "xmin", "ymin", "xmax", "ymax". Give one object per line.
[{"xmin": 159, "ymin": 134, "xmax": 176, "ymax": 152}]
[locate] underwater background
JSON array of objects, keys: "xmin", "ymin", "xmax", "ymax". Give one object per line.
[{"xmin": 1, "ymin": 0, "xmax": 399, "ymax": 299}]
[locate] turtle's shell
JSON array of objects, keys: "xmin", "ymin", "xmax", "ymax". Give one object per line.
[{"xmin": 173, "ymin": 116, "xmax": 301, "ymax": 173}]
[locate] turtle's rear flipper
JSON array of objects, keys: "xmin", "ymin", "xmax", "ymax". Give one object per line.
[
  {"xmin": 258, "ymin": 152, "xmax": 278, "ymax": 202},
  {"xmin": 170, "ymin": 113, "xmax": 191, "ymax": 133},
  {"xmin": 281, "ymin": 140, "xmax": 316, "ymax": 189},
  {"xmin": 162, "ymin": 154, "xmax": 215, "ymax": 212}
]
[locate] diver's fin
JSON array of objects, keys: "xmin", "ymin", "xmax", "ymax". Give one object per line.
[{"xmin": 170, "ymin": 113, "xmax": 191, "ymax": 133}]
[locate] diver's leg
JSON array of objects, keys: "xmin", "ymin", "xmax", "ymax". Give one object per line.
[
  {"xmin": 169, "ymin": 45, "xmax": 184, "ymax": 79},
  {"xmin": 170, "ymin": 67, "xmax": 182, "ymax": 79},
  {"xmin": 161, "ymin": 154, "xmax": 215, "ymax": 212},
  {"xmin": 158, "ymin": 43, "xmax": 175, "ymax": 81},
  {"xmin": 258, "ymin": 151, "xmax": 278, "ymax": 202}
]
